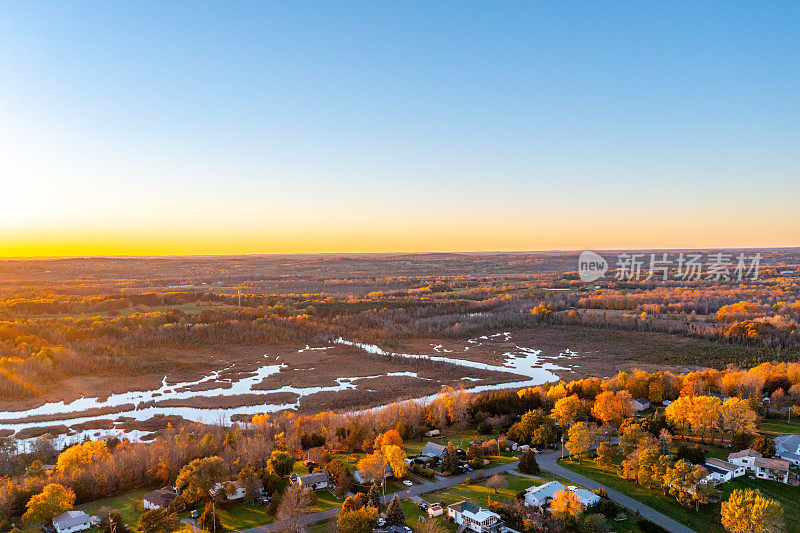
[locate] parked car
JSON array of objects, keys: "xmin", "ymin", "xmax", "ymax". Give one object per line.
[
  {"xmin": 190, "ymin": 510, "xmax": 198, "ymax": 519},
  {"xmin": 403, "ymin": 480, "xmax": 413, "ymax": 486},
  {"xmin": 417, "ymin": 502, "xmax": 428, "ymax": 510}
]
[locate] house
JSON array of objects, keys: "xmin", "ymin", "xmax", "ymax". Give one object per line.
[
  {"xmin": 425, "ymin": 429, "xmax": 441, "ymax": 438},
  {"xmin": 212, "ymin": 480, "xmax": 257, "ymax": 500},
  {"xmin": 428, "ymin": 503, "xmax": 444, "ymax": 517},
  {"xmin": 354, "ymin": 464, "xmax": 393, "ymax": 484},
  {"xmin": 505, "ymin": 439, "xmax": 518, "ymax": 451},
  {"xmin": 293, "ymin": 471, "xmax": 329, "ymax": 490},
  {"xmin": 753, "ymin": 457, "xmax": 791, "ymax": 484},
  {"xmin": 421, "ymin": 441, "xmax": 447, "ymax": 459},
  {"xmin": 52, "ymin": 510, "xmax": 91, "ymax": 533},
  {"xmin": 143, "ymin": 487, "xmax": 178, "ymax": 510},
  {"xmin": 703, "ymin": 458, "xmax": 746, "ymax": 484},
  {"xmin": 728, "ymin": 448, "xmax": 763, "ymax": 472},
  {"xmin": 569, "ymin": 487, "xmax": 601, "ymax": 507},
  {"xmin": 634, "ymin": 398, "xmax": 651, "ymax": 412},
  {"xmin": 524, "ymin": 481, "xmax": 566, "ymax": 508},
  {"xmin": 775, "ymin": 434, "xmax": 800, "ymax": 465},
  {"xmin": 447, "ymin": 501, "xmax": 504, "ymax": 533}
]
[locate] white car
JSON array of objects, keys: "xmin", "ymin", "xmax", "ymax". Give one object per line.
[{"xmin": 403, "ymin": 480, "xmax": 413, "ymax": 486}]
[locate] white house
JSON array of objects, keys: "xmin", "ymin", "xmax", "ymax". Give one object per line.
[
  {"xmin": 569, "ymin": 487, "xmax": 601, "ymax": 507},
  {"xmin": 775, "ymin": 434, "xmax": 800, "ymax": 465},
  {"xmin": 753, "ymin": 457, "xmax": 791, "ymax": 484},
  {"xmin": 728, "ymin": 448, "xmax": 762, "ymax": 471},
  {"xmin": 212, "ymin": 480, "xmax": 253, "ymax": 500},
  {"xmin": 634, "ymin": 398, "xmax": 651, "ymax": 412},
  {"xmin": 524, "ymin": 481, "xmax": 566, "ymax": 508},
  {"xmin": 447, "ymin": 501, "xmax": 504, "ymax": 533},
  {"xmin": 52, "ymin": 510, "xmax": 91, "ymax": 533},
  {"xmin": 425, "ymin": 429, "xmax": 441, "ymax": 438},
  {"xmin": 143, "ymin": 487, "xmax": 178, "ymax": 510},
  {"xmin": 703, "ymin": 458, "xmax": 746, "ymax": 484},
  {"xmin": 293, "ymin": 471, "xmax": 329, "ymax": 490}
]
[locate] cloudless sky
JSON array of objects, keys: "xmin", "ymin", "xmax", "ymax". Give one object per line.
[{"xmin": 0, "ymin": 1, "xmax": 798, "ymax": 255}]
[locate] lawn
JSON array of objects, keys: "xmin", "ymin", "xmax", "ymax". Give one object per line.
[
  {"xmin": 214, "ymin": 500, "xmax": 273, "ymax": 530},
  {"xmin": 559, "ymin": 456, "xmax": 726, "ymax": 533},
  {"xmin": 758, "ymin": 417, "xmax": 800, "ymax": 434}
]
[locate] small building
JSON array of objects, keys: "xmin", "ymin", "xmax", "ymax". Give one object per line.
[
  {"xmin": 505, "ymin": 440, "xmax": 518, "ymax": 451},
  {"xmin": 425, "ymin": 429, "xmax": 441, "ymax": 438},
  {"xmin": 447, "ymin": 501, "xmax": 504, "ymax": 533},
  {"xmin": 427, "ymin": 503, "xmax": 444, "ymax": 517},
  {"xmin": 212, "ymin": 480, "xmax": 257, "ymax": 501},
  {"xmin": 703, "ymin": 458, "xmax": 746, "ymax": 484},
  {"xmin": 293, "ymin": 471, "xmax": 329, "ymax": 490},
  {"xmin": 774, "ymin": 434, "xmax": 800, "ymax": 466},
  {"xmin": 754, "ymin": 457, "xmax": 791, "ymax": 484},
  {"xmin": 52, "ymin": 510, "xmax": 91, "ymax": 533},
  {"xmin": 634, "ymin": 398, "xmax": 651, "ymax": 412},
  {"xmin": 570, "ymin": 487, "xmax": 601, "ymax": 508},
  {"xmin": 728, "ymin": 448, "xmax": 762, "ymax": 471},
  {"xmin": 354, "ymin": 464, "xmax": 393, "ymax": 484},
  {"xmin": 421, "ymin": 441, "xmax": 447, "ymax": 459},
  {"xmin": 524, "ymin": 481, "xmax": 566, "ymax": 508},
  {"xmin": 143, "ymin": 487, "xmax": 179, "ymax": 510}
]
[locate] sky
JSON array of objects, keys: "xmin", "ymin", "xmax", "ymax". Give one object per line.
[{"xmin": 0, "ymin": 1, "xmax": 798, "ymax": 256}]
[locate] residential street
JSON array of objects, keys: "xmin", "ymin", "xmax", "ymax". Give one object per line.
[
  {"xmin": 536, "ymin": 449, "xmax": 695, "ymax": 533},
  {"xmin": 237, "ymin": 452, "xmax": 696, "ymax": 533}
]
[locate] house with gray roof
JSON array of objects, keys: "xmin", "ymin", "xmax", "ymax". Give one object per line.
[
  {"xmin": 52, "ymin": 510, "xmax": 91, "ymax": 533},
  {"xmin": 420, "ymin": 441, "xmax": 446, "ymax": 459},
  {"xmin": 775, "ymin": 434, "xmax": 800, "ymax": 465}
]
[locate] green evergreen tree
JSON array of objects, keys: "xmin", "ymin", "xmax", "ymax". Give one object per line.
[
  {"xmin": 518, "ymin": 449, "xmax": 540, "ymax": 474},
  {"xmin": 367, "ymin": 483, "xmax": 382, "ymax": 510}
]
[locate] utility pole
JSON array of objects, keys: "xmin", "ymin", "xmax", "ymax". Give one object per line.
[
  {"xmin": 213, "ymin": 499, "xmax": 216, "ymax": 533},
  {"xmin": 561, "ymin": 436, "xmax": 564, "ymax": 460}
]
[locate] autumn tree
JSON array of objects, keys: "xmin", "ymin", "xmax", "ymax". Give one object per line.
[
  {"xmin": 507, "ymin": 409, "xmax": 557, "ymax": 447},
  {"xmin": 22, "ymin": 483, "xmax": 75, "ymax": 523},
  {"xmin": 720, "ymin": 397, "xmax": 757, "ymax": 440},
  {"xmin": 596, "ymin": 442, "xmax": 615, "ymax": 468},
  {"xmin": 276, "ymin": 484, "xmax": 316, "ymax": 533},
  {"xmin": 176, "ymin": 456, "xmax": 226, "ymax": 505},
  {"xmin": 383, "ymin": 445, "xmax": 408, "ymax": 478},
  {"xmin": 551, "ymin": 394, "xmax": 582, "ymax": 427},
  {"xmin": 267, "ymin": 450, "xmax": 295, "ymax": 478},
  {"xmin": 198, "ymin": 501, "xmax": 222, "ymax": 532},
  {"xmin": 337, "ymin": 505, "xmax": 379, "ymax": 533},
  {"xmin": 550, "ymin": 490, "xmax": 583, "ymax": 520},
  {"xmin": 721, "ymin": 489, "xmax": 783, "ymax": 533},
  {"xmin": 591, "ymin": 391, "xmax": 634, "ymax": 426},
  {"xmin": 56, "ymin": 441, "xmax": 110, "ymax": 475},
  {"xmin": 138, "ymin": 508, "xmax": 180, "ymax": 533},
  {"xmin": 566, "ymin": 422, "xmax": 595, "ymax": 463},
  {"xmin": 485, "ymin": 473, "xmax": 507, "ymax": 494}
]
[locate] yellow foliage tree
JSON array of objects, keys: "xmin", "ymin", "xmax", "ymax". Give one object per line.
[
  {"xmin": 721, "ymin": 489, "xmax": 783, "ymax": 533},
  {"xmin": 56, "ymin": 440, "xmax": 109, "ymax": 475},
  {"xmin": 23, "ymin": 483, "xmax": 76, "ymax": 522},
  {"xmin": 550, "ymin": 489, "xmax": 583, "ymax": 519}
]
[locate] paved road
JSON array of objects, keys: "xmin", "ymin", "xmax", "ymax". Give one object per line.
[
  {"xmin": 536, "ymin": 449, "xmax": 695, "ymax": 533},
  {"xmin": 237, "ymin": 461, "xmax": 521, "ymax": 532},
  {"xmin": 239, "ymin": 451, "xmax": 696, "ymax": 533}
]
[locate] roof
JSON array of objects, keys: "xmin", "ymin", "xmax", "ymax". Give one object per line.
[
  {"xmin": 421, "ymin": 441, "xmax": 446, "ymax": 457},
  {"xmin": 754, "ymin": 457, "xmax": 791, "ymax": 472},
  {"xmin": 298, "ymin": 471, "xmax": 329, "ymax": 484},
  {"xmin": 53, "ymin": 510, "xmax": 90, "ymax": 529},
  {"xmin": 448, "ymin": 500, "xmax": 499, "ymax": 521},
  {"xmin": 706, "ymin": 458, "xmax": 740, "ymax": 472},
  {"xmin": 572, "ymin": 488, "xmax": 600, "ymax": 503},
  {"xmin": 728, "ymin": 448, "xmax": 763, "ymax": 460},
  {"xmin": 775, "ymin": 434, "xmax": 800, "ymax": 454},
  {"xmin": 635, "ymin": 398, "xmax": 650, "ymax": 405},
  {"xmin": 144, "ymin": 487, "xmax": 178, "ymax": 507},
  {"xmin": 525, "ymin": 480, "xmax": 566, "ymax": 501}
]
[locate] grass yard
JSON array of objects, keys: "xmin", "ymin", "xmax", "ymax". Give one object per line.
[
  {"xmin": 758, "ymin": 417, "xmax": 800, "ymax": 434},
  {"xmin": 559, "ymin": 457, "xmax": 726, "ymax": 533},
  {"xmin": 214, "ymin": 500, "xmax": 273, "ymax": 530},
  {"xmin": 312, "ymin": 488, "xmax": 345, "ymax": 512}
]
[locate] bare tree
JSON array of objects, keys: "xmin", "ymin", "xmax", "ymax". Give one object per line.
[{"xmin": 275, "ymin": 484, "xmax": 316, "ymax": 533}]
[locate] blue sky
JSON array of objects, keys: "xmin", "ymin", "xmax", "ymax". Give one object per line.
[{"xmin": 0, "ymin": 2, "xmax": 798, "ymax": 254}]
